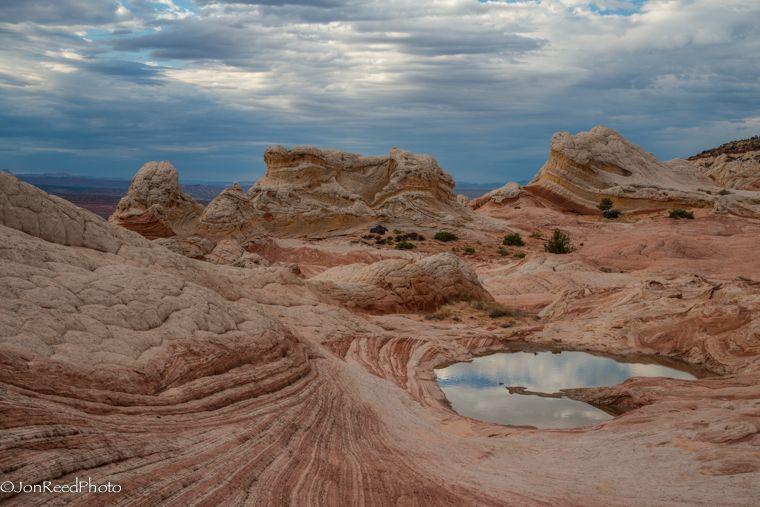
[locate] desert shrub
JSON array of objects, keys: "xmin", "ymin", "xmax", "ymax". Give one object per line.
[
  {"xmin": 530, "ymin": 231, "xmax": 544, "ymax": 239},
  {"xmin": 514, "ymin": 252, "xmax": 526, "ymax": 259},
  {"xmin": 497, "ymin": 246, "xmax": 509, "ymax": 256},
  {"xmin": 602, "ymin": 209, "xmax": 621, "ymax": 219},
  {"xmin": 369, "ymin": 224, "xmax": 387, "ymax": 235},
  {"xmin": 434, "ymin": 231, "xmax": 458, "ymax": 242},
  {"xmin": 669, "ymin": 209, "xmax": 694, "ymax": 220},
  {"xmin": 395, "ymin": 241, "xmax": 415, "ymax": 250},
  {"xmin": 544, "ymin": 229, "xmax": 573, "ymax": 254},
  {"xmin": 597, "ymin": 197, "xmax": 614, "ymax": 211},
  {"xmin": 503, "ymin": 232, "xmax": 525, "ymax": 246},
  {"xmin": 488, "ymin": 307, "xmax": 516, "ymax": 318},
  {"xmin": 718, "ymin": 189, "xmax": 732, "ymax": 196},
  {"xmin": 471, "ymin": 301, "xmax": 520, "ymax": 319},
  {"xmin": 462, "ymin": 246, "xmax": 475, "ymax": 255}
]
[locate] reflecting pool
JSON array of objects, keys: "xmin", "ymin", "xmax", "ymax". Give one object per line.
[{"xmin": 435, "ymin": 350, "xmax": 696, "ymax": 429}]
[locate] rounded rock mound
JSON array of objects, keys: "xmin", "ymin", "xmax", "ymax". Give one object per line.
[
  {"xmin": 110, "ymin": 161, "xmax": 203, "ymax": 238},
  {"xmin": 310, "ymin": 252, "xmax": 493, "ymax": 313}
]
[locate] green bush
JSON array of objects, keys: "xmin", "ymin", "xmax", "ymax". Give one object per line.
[
  {"xmin": 434, "ymin": 231, "xmax": 458, "ymax": 242},
  {"xmin": 395, "ymin": 241, "xmax": 416, "ymax": 250},
  {"xmin": 514, "ymin": 252, "xmax": 526, "ymax": 259},
  {"xmin": 462, "ymin": 246, "xmax": 475, "ymax": 255},
  {"xmin": 597, "ymin": 197, "xmax": 614, "ymax": 211},
  {"xmin": 602, "ymin": 209, "xmax": 621, "ymax": 219},
  {"xmin": 497, "ymin": 246, "xmax": 509, "ymax": 256},
  {"xmin": 669, "ymin": 209, "xmax": 694, "ymax": 220},
  {"xmin": 503, "ymin": 233, "xmax": 525, "ymax": 246},
  {"xmin": 544, "ymin": 229, "xmax": 573, "ymax": 254}
]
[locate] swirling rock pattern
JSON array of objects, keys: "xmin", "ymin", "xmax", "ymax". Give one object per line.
[{"xmin": 1, "ymin": 170, "xmax": 760, "ymax": 506}]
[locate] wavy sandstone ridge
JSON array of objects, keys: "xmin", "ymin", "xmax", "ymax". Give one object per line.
[{"xmin": 525, "ymin": 126, "xmax": 760, "ymax": 217}]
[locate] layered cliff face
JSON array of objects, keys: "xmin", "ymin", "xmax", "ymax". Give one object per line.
[
  {"xmin": 248, "ymin": 145, "xmax": 472, "ymax": 235},
  {"xmin": 110, "ymin": 161, "xmax": 203, "ymax": 238},
  {"xmin": 524, "ymin": 126, "xmax": 760, "ymax": 218},
  {"xmin": 688, "ymin": 136, "xmax": 760, "ymax": 190},
  {"xmin": 525, "ymin": 126, "xmax": 719, "ymax": 213}
]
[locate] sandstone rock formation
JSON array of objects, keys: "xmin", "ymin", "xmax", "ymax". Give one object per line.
[
  {"xmin": 525, "ymin": 126, "xmax": 718, "ymax": 213},
  {"xmin": 247, "ymin": 145, "xmax": 472, "ymax": 235},
  {"xmin": 524, "ymin": 126, "xmax": 760, "ymax": 218},
  {"xmin": 110, "ymin": 161, "xmax": 203, "ymax": 238},
  {"xmin": 470, "ymin": 182, "xmax": 522, "ymax": 209},
  {"xmin": 311, "ymin": 253, "xmax": 493, "ymax": 313},
  {"xmin": 3, "ymin": 153, "xmax": 760, "ymax": 506},
  {"xmin": 688, "ymin": 136, "xmax": 760, "ymax": 190},
  {"xmin": 197, "ymin": 182, "xmax": 257, "ymax": 235}
]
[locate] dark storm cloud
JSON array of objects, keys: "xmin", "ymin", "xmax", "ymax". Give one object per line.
[
  {"xmin": 0, "ymin": 0, "xmax": 122, "ymax": 25},
  {"xmin": 0, "ymin": 0, "xmax": 759, "ymax": 183}
]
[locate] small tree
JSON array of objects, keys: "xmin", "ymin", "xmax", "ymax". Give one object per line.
[
  {"xmin": 597, "ymin": 197, "xmax": 614, "ymax": 211},
  {"xmin": 503, "ymin": 233, "xmax": 525, "ymax": 246},
  {"xmin": 598, "ymin": 197, "xmax": 621, "ymax": 219},
  {"xmin": 395, "ymin": 241, "xmax": 415, "ymax": 250},
  {"xmin": 544, "ymin": 229, "xmax": 573, "ymax": 254}
]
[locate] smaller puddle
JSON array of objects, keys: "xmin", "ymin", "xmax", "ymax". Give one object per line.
[{"xmin": 435, "ymin": 350, "xmax": 697, "ymax": 429}]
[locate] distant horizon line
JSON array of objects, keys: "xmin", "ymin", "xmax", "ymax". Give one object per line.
[{"xmin": 2, "ymin": 169, "xmax": 522, "ymax": 188}]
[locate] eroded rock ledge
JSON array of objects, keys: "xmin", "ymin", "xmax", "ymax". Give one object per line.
[{"xmin": 525, "ymin": 126, "xmax": 760, "ymax": 217}]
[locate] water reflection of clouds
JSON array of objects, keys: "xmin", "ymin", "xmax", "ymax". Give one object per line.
[
  {"xmin": 435, "ymin": 351, "xmax": 695, "ymax": 428},
  {"xmin": 442, "ymin": 385, "xmax": 611, "ymax": 429}
]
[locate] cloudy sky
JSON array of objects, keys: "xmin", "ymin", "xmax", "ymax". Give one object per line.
[{"xmin": 1, "ymin": 0, "xmax": 758, "ymax": 183}]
